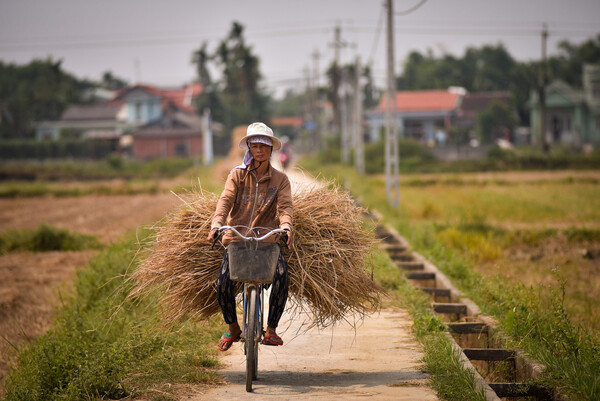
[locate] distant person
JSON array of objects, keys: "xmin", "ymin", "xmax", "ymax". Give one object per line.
[
  {"xmin": 207, "ymin": 122, "xmax": 294, "ymax": 351},
  {"xmin": 279, "ymin": 136, "xmax": 291, "ymax": 170}
]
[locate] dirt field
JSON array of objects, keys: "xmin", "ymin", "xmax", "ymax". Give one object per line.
[{"xmin": 0, "ymin": 193, "xmax": 181, "ymax": 389}]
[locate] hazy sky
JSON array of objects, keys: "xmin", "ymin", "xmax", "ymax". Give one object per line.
[{"xmin": 1, "ymin": 0, "xmax": 599, "ymax": 97}]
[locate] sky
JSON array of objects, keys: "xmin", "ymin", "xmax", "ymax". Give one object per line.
[{"xmin": 1, "ymin": 0, "xmax": 599, "ymax": 98}]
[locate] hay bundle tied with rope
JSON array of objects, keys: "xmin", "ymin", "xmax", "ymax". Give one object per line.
[{"xmin": 130, "ymin": 184, "xmax": 384, "ymax": 328}]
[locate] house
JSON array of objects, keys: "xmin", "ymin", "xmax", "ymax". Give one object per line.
[
  {"xmin": 456, "ymin": 91, "xmax": 512, "ymax": 128},
  {"xmin": 529, "ymin": 64, "xmax": 600, "ymax": 147},
  {"xmin": 35, "ymin": 101, "xmax": 130, "ymax": 141},
  {"xmin": 113, "ymin": 83, "xmax": 202, "ymax": 124},
  {"xmin": 130, "ymin": 108, "xmax": 205, "ymax": 159},
  {"xmin": 365, "ymin": 88, "xmax": 464, "ymax": 144},
  {"xmin": 36, "ymin": 82, "xmax": 205, "ymax": 158}
]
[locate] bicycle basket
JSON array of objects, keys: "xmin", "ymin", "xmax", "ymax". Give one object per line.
[{"xmin": 227, "ymin": 241, "xmax": 280, "ymax": 283}]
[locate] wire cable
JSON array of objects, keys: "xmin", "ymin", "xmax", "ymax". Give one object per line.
[
  {"xmin": 367, "ymin": 2, "xmax": 385, "ymax": 68},
  {"xmin": 396, "ymin": 0, "xmax": 429, "ymax": 16}
]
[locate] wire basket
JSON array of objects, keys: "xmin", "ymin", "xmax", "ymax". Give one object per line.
[{"xmin": 227, "ymin": 241, "xmax": 280, "ymax": 283}]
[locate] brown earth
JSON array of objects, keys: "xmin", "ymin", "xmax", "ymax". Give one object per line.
[{"xmin": 0, "ymin": 193, "xmax": 181, "ymax": 390}]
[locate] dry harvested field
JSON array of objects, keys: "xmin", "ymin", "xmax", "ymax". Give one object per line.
[{"xmin": 0, "ymin": 193, "xmax": 181, "ymax": 387}]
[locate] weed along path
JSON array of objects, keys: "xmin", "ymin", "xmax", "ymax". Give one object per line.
[{"xmin": 190, "ymin": 168, "xmax": 438, "ymax": 400}]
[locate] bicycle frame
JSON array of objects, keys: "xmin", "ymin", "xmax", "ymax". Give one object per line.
[
  {"xmin": 217, "ymin": 225, "xmax": 286, "ymax": 392},
  {"xmin": 242, "ymin": 282, "xmax": 264, "ymax": 376}
]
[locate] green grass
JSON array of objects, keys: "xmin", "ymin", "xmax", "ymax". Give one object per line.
[
  {"xmin": 0, "ymin": 224, "xmax": 103, "ymax": 255},
  {"xmin": 0, "ymin": 161, "xmax": 220, "ymax": 198},
  {"xmin": 0, "ymin": 158, "xmax": 194, "ymax": 181},
  {"xmin": 2, "ymin": 229, "xmax": 222, "ymax": 401},
  {"xmin": 300, "ymin": 157, "xmax": 600, "ymax": 400},
  {"xmin": 370, "ymin": 245, "xmax": 486, "ymax": 401}
]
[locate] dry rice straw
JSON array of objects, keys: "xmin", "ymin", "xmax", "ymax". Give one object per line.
[{"xmin": 129, "ymin": 183, "xmax": 384, "ymax": 329}]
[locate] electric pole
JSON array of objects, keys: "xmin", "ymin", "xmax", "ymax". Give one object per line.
[
  {"xmin": 312, "ymin": 49, "xmax": 321, "ymax": 151},
  {"xmin": 341, "ymin": 66, "xmax": 350, "ymax": 164},
  {"xmin": 354, "ymin": 56, "xmax": 365, "ymax": 174},
  {"xmin": 385, "ymin": 0, "xmax": 400, "ymax": 207},
  {"xmin": 539, "ymin": 23, "xmax": 549, "ymax": 153},
  {"xmin": 331, "ymin": 24, "xmax": 343, "ymax": 135}
]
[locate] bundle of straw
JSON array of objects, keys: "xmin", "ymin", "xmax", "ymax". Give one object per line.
[
  {"xmin": 129, "ymin": 184, "xmax": 384, "ymax": 328},
  {"xmin": 285, "ymin": 185, "xmax": 383, "ymax": 327}
]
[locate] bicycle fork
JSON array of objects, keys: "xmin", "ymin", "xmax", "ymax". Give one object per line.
[{"xmin": 242, "ymin": 283, "xmax": 265, "ymax": 350}]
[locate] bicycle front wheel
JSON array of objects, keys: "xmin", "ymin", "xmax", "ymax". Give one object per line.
[{"xmin": 245, "ymin": 286, "xmax": 257, "ymax": 392}]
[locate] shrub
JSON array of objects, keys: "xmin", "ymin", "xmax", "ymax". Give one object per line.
[{"xmin": 0, "ymin": 224, "xmax": 102, "ymax": 254}]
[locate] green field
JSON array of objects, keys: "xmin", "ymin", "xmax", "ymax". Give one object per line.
[{"xmin": 301, "ymin": 159, "xmax": 600, "ymax": 400}]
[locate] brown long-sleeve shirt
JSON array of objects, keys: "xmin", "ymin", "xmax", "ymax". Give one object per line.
[{"xmin": 211, "ymin": 163, "xmax": 293, "ymax": 244}]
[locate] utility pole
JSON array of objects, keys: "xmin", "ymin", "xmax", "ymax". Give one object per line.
[
  {"xmin": 332, "ymin": 25, "xmax": 342, "ymax": 135},
  {"xmin": 341, "ymin": 66, "xmax": 350, "ymax": 163},
  {"xmin": 539, "ymin": 23, "xmax": 549, "ymax": 153},
  {"xmin": 303, "ymin": 65, "xmax": 312, "ymax": 153},
  {"xmin": 311, "ymin": 50, "xmax": 321, "ymax": 151},
  {"xmin": 312, "ymin": 49, "xmax": 321, "ymax": 88},
  {"xmin": 331, "ymin": 24, "xmax": 351, "ymax": 135},
  {"xmin": 385, "ymin": 0, "xmax": 400, "ymax": 207},
  {"xmin": 202, "ymin": 108, "xmax": 213, "ymax": 165},
  {"xmin": 354, "ymin": 56, "xmax": 365, "ymax": 174}
]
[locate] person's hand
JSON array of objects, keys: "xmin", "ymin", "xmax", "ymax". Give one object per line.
[
  {"xmin": 283, "ymin": 228, "xmax": 293, "ymax": 248},
  {"xmin": 207, "ymin": 228, "xmax": 218, "ymax": 242}
]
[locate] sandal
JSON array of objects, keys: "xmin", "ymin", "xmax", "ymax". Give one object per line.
[
  {"xmin": 262, "ymin": 332, "xmax": 283, "ymax": 346},
  {"xmin": 217, "ymin": 331, "xmax": 241, "ymax": 351}
]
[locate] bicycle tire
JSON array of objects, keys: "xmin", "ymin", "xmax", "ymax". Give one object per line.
[
  {"xmin": 246, "ymin": 286, "xmax": 257, "ymax": 392},
  {"xmin": 253, "ymin": 287, "xmax": 262, "ymax": 380}
]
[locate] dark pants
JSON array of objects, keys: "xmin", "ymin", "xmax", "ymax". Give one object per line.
[{"xmin": 216, "ymin": 250, "xmax": 289, "ymax": 329}]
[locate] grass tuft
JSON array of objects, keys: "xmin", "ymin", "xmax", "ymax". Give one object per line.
[{"xmin": 0, "ymin": 224, "xmax": 103, "ymax": 255}]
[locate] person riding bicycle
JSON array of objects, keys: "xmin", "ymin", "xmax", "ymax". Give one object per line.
[{"xmin": 208, "ymin": 122, "xmax": 294, "ymax": 352}]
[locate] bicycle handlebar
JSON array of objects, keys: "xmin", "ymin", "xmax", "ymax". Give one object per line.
[
  {"xmin": 211, "ymin": 225, "xmax": 288, "ymax": 249},
  {"xmin": 219, "ymin": 225, "xmax": 286, "ymax": 241}
]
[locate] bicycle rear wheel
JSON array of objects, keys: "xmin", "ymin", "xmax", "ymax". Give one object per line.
[{"xmin": 245, "ymin": 286, "xmax": 257, "ymax": 392}]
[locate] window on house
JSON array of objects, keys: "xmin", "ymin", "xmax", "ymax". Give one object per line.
[
  {"xmin": 135, "ymin": 102, "xmax": 142, "ymax": 122},
  {"xmin": 175, "ymin": 142, "xmax": 188, "ymax": 157}
]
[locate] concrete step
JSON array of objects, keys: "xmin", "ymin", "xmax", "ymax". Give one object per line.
[
  {"xmin": 432, "ymin": 302, "xmax": 467, "ymax": 315},
  {"xmin": 398, "ymin": 262, "xmax": 425, "ymax": 271},
  {"xmin": 407, "ymin": 272, "xmax": 435, "ymax": 280},
  {"xmin": 421, "ymin": 288, "xmax": 451, "ymax": 298},
  {"xmin": 447, "ymin": 322, "xmax": 488, "ymax": 334},
  {"xmin": 463, "ymin": 348, "xmax": 516, "ymax": 361}
]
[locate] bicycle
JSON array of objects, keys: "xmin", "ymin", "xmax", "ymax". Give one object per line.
[{"xmin": 213, "ymin": 225, "xmax": 288, "ymax": 392}]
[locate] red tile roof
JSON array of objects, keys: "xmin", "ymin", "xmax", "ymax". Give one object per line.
[{"xmin": 376, "ymin": 90, "xmax": 460, "ymax": 112}]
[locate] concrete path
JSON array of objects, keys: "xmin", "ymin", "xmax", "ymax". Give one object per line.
[
  {"xmin": 188, "ymin": 166, "xmax": 437, "ymax": 400},
  {"xmin": 189, "ymin": 306, "xmax": 437, "ymax": 400}
]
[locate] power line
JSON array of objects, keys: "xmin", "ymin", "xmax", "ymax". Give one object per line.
[
  {"xmin": 1, "ymin": 22, "xmax": 596, "ymax": 53},
  {"xmin": 396, "ymin": 0, "xmax": 429, "ymax": 16},
  {"xmin": 367, "ymin": 2, "xmax": 385, "ymax": 68},
  {"xmin": 0, "ymin": 26, "xmax": 334, "ymax": 52}
]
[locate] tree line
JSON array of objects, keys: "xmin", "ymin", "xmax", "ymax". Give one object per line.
[{"xmin": 396, "ymin": 34, "xmax": 600, "ymax": 126}]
